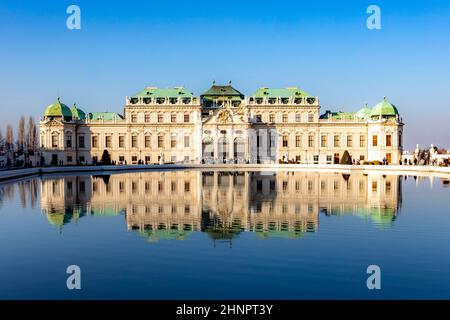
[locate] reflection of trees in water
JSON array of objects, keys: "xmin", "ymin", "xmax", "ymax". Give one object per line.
[{"xmin": 0, "ymin": 179, "xmax": 39, "ymax": 210}]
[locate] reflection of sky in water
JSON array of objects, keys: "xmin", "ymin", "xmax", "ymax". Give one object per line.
[{"xmin": 0, "ymin": 171, "xmax": 449, "ymax": 299}]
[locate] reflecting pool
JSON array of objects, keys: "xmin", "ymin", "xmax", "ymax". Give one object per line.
[{"xmin": 0, "ymin": 170, "xmax": 449, "ymax": 299}]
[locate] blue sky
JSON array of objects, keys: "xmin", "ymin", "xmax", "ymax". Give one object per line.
[{"xmin": 0, "ymin": 0, "xmax": 449, "ymax": 149}]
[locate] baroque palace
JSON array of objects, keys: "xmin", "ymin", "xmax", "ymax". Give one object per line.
[{"xmin": 39, "ymin": 82, "xmax": 404, "ymax": 165}]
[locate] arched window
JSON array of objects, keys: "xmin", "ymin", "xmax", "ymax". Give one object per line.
[
  {"xmin": 308, "ymin": 134, "xmax": 315, "ymax": 148},
  {"xmin": 131, "ymin": 133, "xmax": 138, "ymax": 148},
  {"xmin": 40, "ymin": 133, "xmax": 45, "ymax": 148},
  {"xmin": 65, "ymin": 133, "xmax": 72, "ymax": 148},
  {"xmin": 158, "ymin": 133, "xmax": 165, "ymax": 148},
  {"xmin": 282, "ymin": 134, "xmax": 289, "ymax": 147},
  {"xmin": 51, "ymin": 132, "xmax": 59, "ymax": 148},
  {"xmin": 171, "ymin": 134, "xmax": 177, "ymax": 148},
  {"xmin": 269, "ymin": 113, "xmax": 275, "ymax": 123},
  {"xmin": 145, "ymin": 133, "xmax": 152, "ymax": 149}
]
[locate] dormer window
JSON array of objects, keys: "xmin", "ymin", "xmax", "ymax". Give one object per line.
[
  {"xmin": 169, "ymin": 98, "xmax": 178, "ymax": 104},
  {"xmin": 307, "ymin": 97, "xmax": 316, "ymax": 104},
  {"xmin": 156, "ymin": 98, "xmax": 166, "ymax": 104},
  {"xmin": 268, "ymin": 98, "xmax": 276, "ymax": 104},
  {"xmin": 143, "ymin": 98, "xmax": 151, "ymax": 104},
  {"xmin": 281, "ymin": 98, "xmax": 289, "ymax": 104},
  {"xmin": 130, "ymin": 98, "xmax": 138, "ymax": 104}
]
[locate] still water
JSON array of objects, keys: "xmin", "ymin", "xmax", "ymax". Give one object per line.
[{"xmin": 0, "ymin": 170, "xmax": 449, "ymax": 299}]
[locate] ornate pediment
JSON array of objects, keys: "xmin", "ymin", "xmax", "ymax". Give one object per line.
[{"xmin": 203, "ymin": 106, "xmax": 249, "ymax": 126}]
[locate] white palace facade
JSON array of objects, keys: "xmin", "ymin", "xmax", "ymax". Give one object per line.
[{"xmin": 39, "ymin": 82, "xmax": 404, "ymax": 165}]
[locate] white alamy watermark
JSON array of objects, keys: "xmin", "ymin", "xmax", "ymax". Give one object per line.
[
  {"xmin": 366, "ymin": 5, "xmax": 381, "ymax": 30},
  {"xmin": 366, "ymin": 265, "xmax": 381, "ymax": 290},
  {"xmin": 66, "ymin": 265, "xmax": 81, "ymax": 290},
  {"xmin": 66, "ymin": 5, "xmax": 81, "ymax": 30}
]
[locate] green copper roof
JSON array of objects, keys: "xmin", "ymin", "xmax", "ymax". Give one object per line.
[
  {"xmin": 70, "ymin": 103, "xmax": 86, "ymax": 120},
  {"xmin": 251, "ymin": 87, "xmax": 312, "ymax": 98},
  {"xmin": 320, "ymin": 111, "xmax": 356, "ymax": 120},
  {"xmin": 201, "ymin": 83, "xmax": 245, "ymax": 101},
  {"xmin": 44, "ymin": 98, "xmax": 72, "ymax": 118},
  {"xmin": 355, "ymin": 105, "xmax": 372, "ymax": 119},
  {"xmin": 88, "ymin": 112, "xmax": 124, "ymax": 121},
  {"xmin": 370, "ymin": 97, "xmax": 399, "ymax": 117},
  {"xmin": 132, "ymin": 87, "xmax": 194, "ymax": 98}
]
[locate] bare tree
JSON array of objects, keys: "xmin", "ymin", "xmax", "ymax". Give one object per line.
[
  {"xmin": 0, "ymin": 128, "xmax": 4, "ymax": 152},
  {"xmin": 18, "ymin": 116, "xmax": 25, "ymax": 153},
  {"xmin": 5, "ymin": 125, "xmax": 14, "ymax": 152},
  {"xmin": 27, "ymin": 117, "xmax": 37, "ymax": 154},
  {"xmin": 5, "ymin": 125, "xmax": 14, "ymax": 167}
]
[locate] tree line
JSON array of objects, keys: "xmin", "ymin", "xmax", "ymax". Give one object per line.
[{"xmin": 0, "ymin": 116, "xmax": 38, "ymax": 167}]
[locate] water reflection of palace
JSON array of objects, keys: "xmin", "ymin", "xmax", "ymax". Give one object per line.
[{"xmin": 40, "ymin": 170, "xmax": 402, "ymax": 241}]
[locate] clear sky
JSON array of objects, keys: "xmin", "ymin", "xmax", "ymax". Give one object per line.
[{"xmin": 0, "ymin": 0, "xmax": 449, "ymax": 150}]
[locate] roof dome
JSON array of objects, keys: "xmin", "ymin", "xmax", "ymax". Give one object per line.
[
  {"xmin": 70, "ymin": 103, "xmax": 86, "ymax": 120},
  {"xmin": 355, "ymin": 104, "xmax": 371, "ymax": 119},
  {"xmin": 370, "ymin": 97, "xmax": 399, "ymax": 117},
  {"xmin": 44, "ymin": 98, "xmax": 72, "ymax": 118}
]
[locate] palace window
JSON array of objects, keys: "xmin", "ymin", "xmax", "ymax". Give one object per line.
[
  {"xmin": 105, "ymin": 135, "xmax": 112, "ymax": 148},
  {"xmin": 78, "ymin": 136, "xmax": 85, "ymax": 148},
  {"xmin": 158, "ymin": 113, "xmax": 164, "ymax": 123},
  {"xmin": 399, "ymin": 132, "xmax": 402, "ymax": 147},
  {"xmin": 386, "ymin": 134, "xmax": 392, "ymax": 147},
  {"xmin": 158, "ymin": 134, "xmax": 165, "ymax": 148},
  {"xmin": 295, "ymin": 135, "xmax": 302, "ymax": 148},
  {"xmin": 145, "ymin": 114, "xmax": 151, "ymax": 123},
  {"xmin": 360, "ymin": 135, "xmax": 366, "ymax": 148},
  {"xmin": 334, "ymin": 135, "xmax": 340, "ymax": 148},
  {"xmin": 269, "ymin": 113, "xmax": 275, "ymax": 123},
  {"xmin": 184, "ymin": 135, "xmax": 190, "ymax": 148},
  {"xmin": 171, "ymin": 135, "xmax": 177, "ymax": 148},
  {"xmin": 66, "ymin": 134, "xmax": 72, "ymax": 148},
  {"xmin": 92, "ymin": 136, "xmax": 98, "ymax": 148},
  {"xmin": 321, "ymin": 135, "xmax": 327, "ymax": 148},
  {"xmin": 282, "ymin": 134, "xmax": 289, "ymax": 147},
  {"xmin": 184, "ymin": 114, "xmax": 190, "ymax": 123},
  {"xmin": 308, "ymin": 113, "xmax": 314, "ymax": 123},
  {"xmin": 145, "ymin": 135, "xmax": 151, "ymax": 148},
  {"xmin": 145, "ymin": 156, "xmax": 151, "ymax": 163},
  {"xmin": 313, "ymin": 155, "xmax": 319, "ymax": 164},
  {"xmin": 132, "ymin": 156, "xmax": 138, "ymax": 163},
  {"xmin": 326, "ymin": 155, "xmax": 332, "ymax": 164},
  {"xmin": 119, "ymin": 136, "xmax": 125, "ymax": 148},
  {"xmin": 171, "ymin": 113, "xmax": 177, "ymax": 123},
  {"xmin": 184, "ymin": 181, "xmax": 190, "ymax": 193},
  {"xmin": 255, "ymin": 114, "xmax": 262, "ymax": 122},
  {"xmin": 347, "ymin": 135, "xmax": 353, "ymax": 148},
  {"xmin": 282, "ymin": 113, "xmax": 288, "ymax": 123},
  {"xmin": 131, "ymin": 114, "xmax": 137, "ymax": 123},
  {"xmin": 372, "ymin": 135, "xmax": 378, "ymax": 147},
  {"xmin": 295, "ymin": 113, "xmax": 301, "ymax": 122},
  {"xmin": 308, "ymin": 135, "xmax": 315, "ymax": 148},
  {"xmin": 67, "ymin": 156, "xmax": 72, "ymax": 163},
  {"xmin": 132, "ymin": 135, "xmax": 138, "ymax": 148}
]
